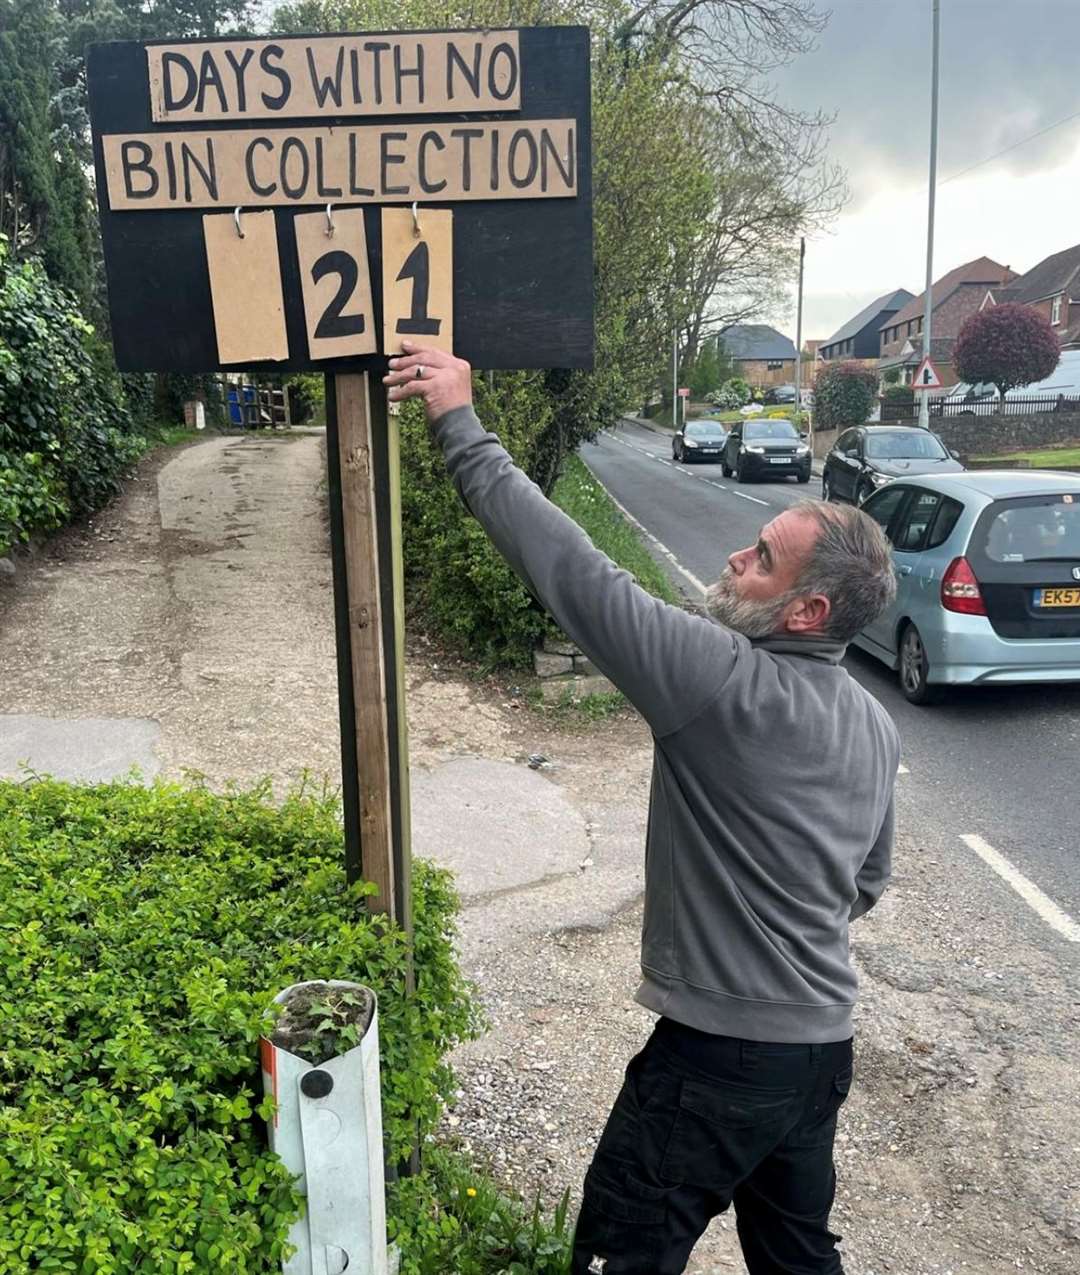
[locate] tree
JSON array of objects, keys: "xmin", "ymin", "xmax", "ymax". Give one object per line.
[
  {"xmin": 953, "ymin": 302, "xmax": 1060, "ymax": 400},
  {"xmin": 814, "ymin": 362, "xmax": 878, "ymax": 429},
  {"xmin": 688, "ymin": 339, "xmax": 721, "ymax": 397},
  {"xmin": 0, "ymin": 0, "xmax": 98, "ymax": 312}
]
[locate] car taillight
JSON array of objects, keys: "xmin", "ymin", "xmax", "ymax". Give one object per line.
[{"xmin": 941, "ymin": 556, "xmax": 987, "ymax": 615}]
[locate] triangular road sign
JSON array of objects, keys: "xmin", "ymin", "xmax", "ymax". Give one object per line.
[{"xmin": 912, "ymin": 356, "xmax": 943, "ymax": 390}]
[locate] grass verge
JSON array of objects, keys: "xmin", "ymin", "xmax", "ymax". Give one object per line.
[
  {"xmin": 552, "ymin": 455, "xmax": 679, "ymax": 605},
  {"xmin": 971, "ymin": 446, "xmax": 1080, "ymax": 468}
]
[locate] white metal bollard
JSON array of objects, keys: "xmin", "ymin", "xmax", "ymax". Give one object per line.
[{"xmin": 261, "ymin": 980, "xmax": 397, "ymax": 1275}]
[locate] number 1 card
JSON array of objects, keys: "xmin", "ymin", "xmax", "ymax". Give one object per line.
[
  {"xmin": 295, "ymin": 208, "xmax": 377, "ymax": 360},
  {"xmin": 381, "ymin": 208, "xmax": 453, "ymax": 356}
]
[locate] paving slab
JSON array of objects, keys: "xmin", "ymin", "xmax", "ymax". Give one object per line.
[
  {"xmin": 411, "ymin": 756, "xmax": 589, "ymax": 900},
  {"xmin": 0, "ymin": 713, "xmax": 161, "ymax": 782}
]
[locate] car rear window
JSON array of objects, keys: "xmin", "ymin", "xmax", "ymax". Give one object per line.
[{"xmin": 976, "ymin": 495, "xmax": 1080, "ymax": 563}]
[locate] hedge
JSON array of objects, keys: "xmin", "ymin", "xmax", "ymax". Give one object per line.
[
  {"xmin": 0, "ymin": 775, "xmax": 481, "ymax": 1272},
  {"xmin": 0, "ymin": 241, "xmax": 149, "ymax": 559}
]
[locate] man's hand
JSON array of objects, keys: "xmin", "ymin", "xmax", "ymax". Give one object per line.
[{"xmin": 383, "ymin": 342, "xmax": 473, "ymax": 423}]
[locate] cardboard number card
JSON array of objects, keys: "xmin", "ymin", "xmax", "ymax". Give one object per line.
[
  {"xmin": 295, "ymin": 208, "xmax": 377, "ymax": 360},
  {"xmin": 381, "ymin": 208, "xmax": 453, "ymax": 356}
]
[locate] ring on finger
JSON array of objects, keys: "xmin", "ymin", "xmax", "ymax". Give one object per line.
[{"xmin": 415, "ymin": 365, "xmax": 425, "ymax": 380}]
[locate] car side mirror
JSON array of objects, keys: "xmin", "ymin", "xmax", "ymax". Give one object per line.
[
  {"xmin": 949, "ymin": 448, "xmax": 960, "ymax": 460},
  {"xmin": 799, "ymin": 430, "xmax": 808, "ymax": 439}
]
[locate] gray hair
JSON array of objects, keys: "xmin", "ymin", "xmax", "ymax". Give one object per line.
[{"xmin": 791, "ymin": 500, "xmax": 897, "ymax": 643}]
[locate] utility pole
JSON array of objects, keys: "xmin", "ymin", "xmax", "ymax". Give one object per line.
[
  {"xmin": 918, "ymin": 0, "xmax": 941, "ymax": 429},
  {"xmin": 794, "ymin": 237, "xmax": 805, "ymax": 426},
  {"xmin": 672, "ymin": 325, "xmax": 679, "ymax": 429}
]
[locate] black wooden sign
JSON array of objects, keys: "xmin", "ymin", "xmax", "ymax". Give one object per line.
[{"xmin": 87, "ymin": 27, "xmax": 593, "ymax": 373}]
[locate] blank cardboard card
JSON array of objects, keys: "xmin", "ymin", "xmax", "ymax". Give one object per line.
[{"xmin": 203, "ymin": 210, "xmax": 288, "ymax": 363}]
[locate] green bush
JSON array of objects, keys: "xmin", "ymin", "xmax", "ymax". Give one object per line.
[
  {"xmin": 0, "ymin": 241, "xmax": 149, "ymax": 557},
  {"xmin": 813, "ymin": 361, "xmax": 879, "ymax": 429},
  {"xmin": 0, "ymin": 775, "xmax": 481, "ymax": 1273},
  {"xmin": 389, "ymin": 1147, "xmax": 573, "ymax": 1275},
  {"xmin": 400, "ymin": 384, "xmax": 680, "ymax": 665}
]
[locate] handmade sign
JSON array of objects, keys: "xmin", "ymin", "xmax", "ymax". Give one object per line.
[{"xmin": 87, "ymin": 26, "xmax": 592, "ymax": 372}]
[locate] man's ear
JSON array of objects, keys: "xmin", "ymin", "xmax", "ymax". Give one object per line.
[{"xmin": 783, "ymin": 592, "xmax": 831, "ymax": 634}]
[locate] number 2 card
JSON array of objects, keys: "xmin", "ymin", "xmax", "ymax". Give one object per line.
[
  {"xmin": 295, "ymin": 208, "xmax": 377, "ymax": 360},
  {"xmin": 381, "ymin": 208, "xmax": 453, "ymax": 356}
]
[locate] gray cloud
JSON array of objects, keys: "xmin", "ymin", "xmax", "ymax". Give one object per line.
[{"xmin": 770, "ymin": 0, "xmax": 1080, "ymax": 210}]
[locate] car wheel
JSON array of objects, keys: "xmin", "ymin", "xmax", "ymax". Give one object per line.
[
  {"xmin": 899, "ymin": 623, "xmax": 945, "ymax": 706},
  {"xmin": 821, "ymin": 474, "xmax": 832, "ymax": 501},
  {"xmin": 797, "ymin": 468, "xmax": 810, "ymax": 484}
]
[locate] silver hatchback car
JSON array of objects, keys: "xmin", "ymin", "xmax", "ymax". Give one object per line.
[{"xmin": 853, "ymin": 471, "xmax": 1080, "ymax": 703}]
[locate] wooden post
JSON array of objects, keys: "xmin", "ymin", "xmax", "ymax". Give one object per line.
[
  {"xmin": 325, "ymin": 372, "xmax": 416, "ymax": 1181},
  {"xmin": 324, "ymin": 371, "xmax": 406, "ymax": 922}
]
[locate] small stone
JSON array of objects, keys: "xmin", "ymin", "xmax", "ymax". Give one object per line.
[
  {"xmin": 542, "ymin": 636, "xmax": 579, "ymax": 657},
  {"xmin": 534, "ymin": 650, "xmax": 574, "ymax": 677},
  {"xmin": 0, "ymin": 557, "xmax": 15, "ymax": 576}
]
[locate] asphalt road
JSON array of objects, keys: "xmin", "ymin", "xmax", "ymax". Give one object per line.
[{"xmin": 582, "ymin": 418, "xmax": 1080, "ymax": 936}]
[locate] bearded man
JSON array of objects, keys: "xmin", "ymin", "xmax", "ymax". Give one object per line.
[{"xmin": 385, "ymin": 345, "xmax": 900, "ymax": 1275}]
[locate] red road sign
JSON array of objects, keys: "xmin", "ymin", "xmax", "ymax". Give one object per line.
[
  {"xmin": 677, "ymin": 387, "xmax": 690, "ymax": 397},
  {"xmin": 913, "ymin": 356, "xmax": 943, "ymax": 390}
]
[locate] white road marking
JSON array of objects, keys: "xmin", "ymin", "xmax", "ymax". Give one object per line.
[
  {"xmin": 589, "ymin": 478, "xmax": 708, "ymax": 597},
  {"xmin": 960, "ymin": 833, "xmax": 1080, "ymax": 943},
  {"xmin": 733, "ymin": 490, "xmax": 769, "ymax": 506}
]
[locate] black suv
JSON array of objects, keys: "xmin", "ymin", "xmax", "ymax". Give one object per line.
[
  {"xmin": 822, "ymin": 425, "xmax": 964, "ymax": 505},
  {"xmin": 721, "ymin": 418, "xmax": 812, "ymax": 483}
]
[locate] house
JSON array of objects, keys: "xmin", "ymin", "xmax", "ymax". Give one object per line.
[
  {"xmin": 878, "ymin": 257, "xmax": 1018, "ymax": 386},
  {"xmin": 819, "ymin": 289, "xmax": 914, "ymax": 362},
  {"xmin": 720, "ymin": 324, "xmax": 797, "ymax": 388},
  {"xmin": 983, "ymin": 242, "xmax": 1080, "ymax": 349}
]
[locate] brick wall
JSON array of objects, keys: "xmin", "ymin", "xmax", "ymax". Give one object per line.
[{"xmin": 934, "ymin": 410, "xmax": 1080, "ymax": 456}]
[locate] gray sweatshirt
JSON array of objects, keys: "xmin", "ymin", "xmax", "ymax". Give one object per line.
[{"xmin": 434, "ymin": 407, "xmax": 900, "ymax": 1043}]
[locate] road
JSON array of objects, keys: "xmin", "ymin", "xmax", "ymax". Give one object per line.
[{"xmin": 583, "ymin": 418, "xmax": 1080, "ymax": 930}]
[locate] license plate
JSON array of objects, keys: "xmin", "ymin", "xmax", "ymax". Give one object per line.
[
  {"xmin": 769, "ymin": 457, "xmax": 791, "ymax": 464},
  {"xmin": 1034, "ymin": 587, "xmax": 1080, "ymax": 607},
  {"xmin": 701, "ymin": 448, "xmax": 718, "ymax": 454}
]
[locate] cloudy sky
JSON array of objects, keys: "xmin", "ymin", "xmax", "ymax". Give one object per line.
[{"xmin": 766, "ymin": 0, "xmax": 1080, "ymax": 344}]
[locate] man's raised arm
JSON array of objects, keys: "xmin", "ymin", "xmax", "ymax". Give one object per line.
[{"xmin": 384, "ymin": 345, "xmax": 741, "ymax": 737}]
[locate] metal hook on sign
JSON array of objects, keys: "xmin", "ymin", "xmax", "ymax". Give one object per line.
[
  {"xmin": 325, "ymin": 203, "xmax": 335, "ymax": 238},
  {"xmin": 411, "ymin": 200, "xmax": 421, "ymax": 238},
  {"xmin": 234, "ymin": 206, "xmax": 244, "ymax": 239}
]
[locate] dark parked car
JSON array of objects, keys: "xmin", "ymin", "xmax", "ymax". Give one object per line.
[
  {"xmin": 721, "ymin": 418, "xmax": 812, "ymax": 483},
  {"xmin": 763, "ymin": 384, "xmax": 798, "ymax": 405},
  {"xmin": 822, "ymin": 425, "xmax": 964, "ymax": 506},
  {"xmin": 672, "ymin": 419, "xmax": 728, "ymax": 462}
]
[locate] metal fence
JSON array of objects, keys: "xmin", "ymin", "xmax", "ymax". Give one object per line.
[{"xmin": 880, "ymin": 395, "xmax": 1080, "ymax": 422}]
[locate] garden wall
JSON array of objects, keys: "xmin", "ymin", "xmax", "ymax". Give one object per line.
[{"xmin": 933, "ymin": 410, "xmax": 1080, "ymax": 457}]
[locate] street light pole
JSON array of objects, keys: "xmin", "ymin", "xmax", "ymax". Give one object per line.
[
  {"xmin": 794, "ymin": 237, "xmax": 805, "ymax": 423},
  {"xmin": 672, "ymin": 325, "xmax": 679, "ymax": 429},
  {"xmin": 918, "ymin": 0, "xmax": 941, "ymax": 429}
]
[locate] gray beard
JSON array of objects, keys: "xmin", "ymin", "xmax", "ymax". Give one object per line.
[{"xmin": 705, "ymin": 569, "xmax": 797, "ymax": 639}]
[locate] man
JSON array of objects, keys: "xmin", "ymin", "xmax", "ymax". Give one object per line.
[{"xmin": 385, "ymin": 344, "xmax": 900, "ymax": 1275}]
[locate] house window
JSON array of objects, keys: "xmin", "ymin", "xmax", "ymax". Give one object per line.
[
  {"xmin": 1052, "ymin": 294, "xmax": 1062, "ymax": 325},
  {"xmin": 767, "ymin": 360, "xmax": 784, "ymax": 370}
]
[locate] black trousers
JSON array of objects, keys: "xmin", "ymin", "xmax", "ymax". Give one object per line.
[{"xmin": 571, "ymin": 1019, "xmax": 853, "ymax": 1274}]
